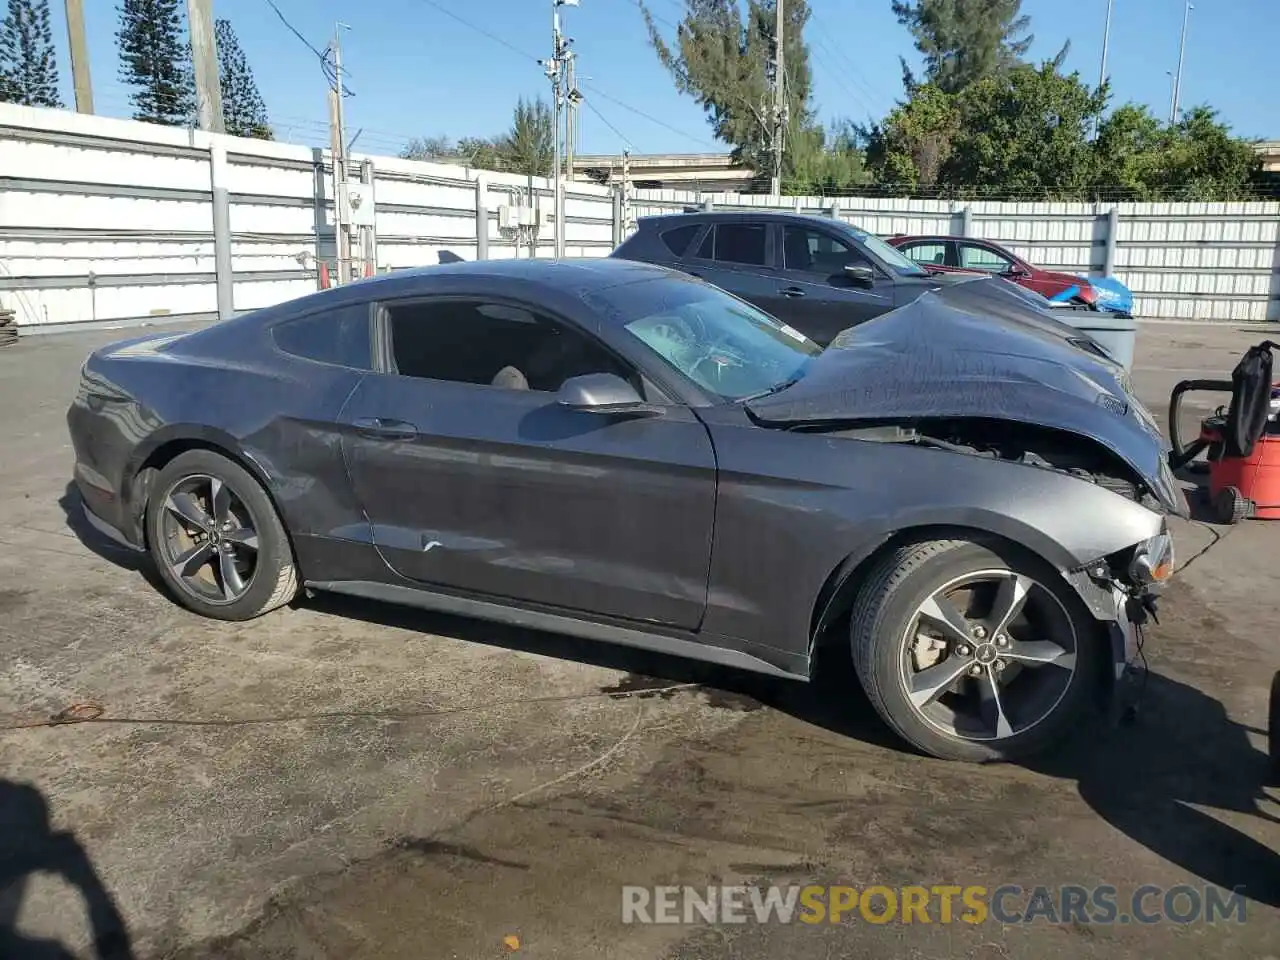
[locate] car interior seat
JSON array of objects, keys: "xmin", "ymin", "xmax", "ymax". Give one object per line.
[{"xmin": 491, "ymin": 365, "xmax": 529, "ymax": 390}]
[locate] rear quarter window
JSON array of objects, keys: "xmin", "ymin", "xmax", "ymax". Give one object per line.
[
  {"xmin": 271, "ymin": 303, "xmax": 373, "ymax": 370},
  {"xmin": 660, "ymin": 223, "xmax": 703, "ymax": 256}
]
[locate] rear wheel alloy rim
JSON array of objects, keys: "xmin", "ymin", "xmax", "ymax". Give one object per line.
[
  {"xmin": 157, "ymin": 474, "xmax": 260, "ymax": 605},
  {"xmin": 898, "ymin": 569, "xmax": 1078, "ymax": 743}
]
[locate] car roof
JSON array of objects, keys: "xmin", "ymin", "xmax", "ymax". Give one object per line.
[
  {"xmin": 349, "ymin": 256, "xmax": 674, "ymax": 293},
  {"xmin": 242, "ymin": 256, "xmax": 682, "ymax": 324},
  {"xmin": 890, "ymin": 234, "xmax": 981, "ymax": 242},
  {"xmin": 637, "ymin": 211, "xmax": 851, "ymax": 228}
]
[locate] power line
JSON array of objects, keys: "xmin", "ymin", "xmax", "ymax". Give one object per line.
[
  {"xmin": 415, "ymin": 0, "xmax": 541, "ymax": 61},
  {"xmin": 262, "ymin": 0, "xmax": 330, "ymax": 64},
  {"xmin": 579, "ymin": 82, "xmax": 717, "ymax": 148},
  {"xmin": 581, "ymin": 96, "xmax": 634, "ymax": 152},
  {"xmin": 805, "ymin": 6, "xmax": 890, "ymax": 114},
  {"xmin": 411, "ymin": 0, "xmax": 718, "ymax": 151},
  {"xmin": 261, "ymin": 0, "xmax": 354, "ymax": 95}
]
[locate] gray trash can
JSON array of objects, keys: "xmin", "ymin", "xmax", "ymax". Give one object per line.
[{"xmin": 1069, "ymin": 311, "xmax": 1137, "ymax": 372}]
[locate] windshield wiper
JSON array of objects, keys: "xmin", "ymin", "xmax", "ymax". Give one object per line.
[{"xmin": 740, "ymin": 375, "xmax": 802, "ymax": 403}]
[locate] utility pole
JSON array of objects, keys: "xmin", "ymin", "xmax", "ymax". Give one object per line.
[
  {"xmin": 565, "ymin": 54, "xmax": 578, "ymax": 183},
  {"xmin": 1093, "ymin": 0, "xmax": 1113, "ymax": 139},
  {"xmin": 329, "ymin": 23, "xmax": 352, "ymax": 282},
  {"xmin": 544, "ymin": 0, "xmax": 578, "ymax": 258},
  {"xmin": 769, "ymin": 0, "xmax": 787, "ymax": 198},
  {"xmin": 1170, "ymin": 0, "xmax": 1192, "ymax": 124},
  {"xmin": 64, "ymin": 0, "xmax": 94, "ymax": 114},
  {"xmin": 621, "ymin": 149, "xmax": 633, "ymax": 236},
  {"xmin": 187, "ymin": 0, "xmax": 224, "ymax": 133}
]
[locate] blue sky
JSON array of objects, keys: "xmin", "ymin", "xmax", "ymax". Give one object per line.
[{"xmin": 50, "ymin": 0, "xmax": 1280, "ymax": 157}]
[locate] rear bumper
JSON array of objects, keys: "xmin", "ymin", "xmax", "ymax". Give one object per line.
[
  {"xmin": 73, "ymin": 460, "xmax": 143, "ymax": 550},
  {"xmin": 82, "ymin": 499, "xmax": 144, "ymax": 552}
]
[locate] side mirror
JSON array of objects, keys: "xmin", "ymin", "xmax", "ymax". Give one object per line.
[
  {"xmin": 1006, "ymin": 266, "xmax": 1030, "ymax": 278},
  {"xmin": 556, "ymin": 373, "xmax": 661, "ymax": 416},
  {"xmin": 843, "ymin": 264, "xmax": 876, "ymax": 287}
]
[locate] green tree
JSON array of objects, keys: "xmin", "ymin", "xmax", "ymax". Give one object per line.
[
  {"xmin": 0, "ymin": 0, "xmax": 61, "ymax": 107},
  {"xmin": 640, "ymin": 0, "xmax": 813, "ymax": 176},
  {"xmin": 862, "ymin": 83, "xmax": 959, "ymax": 189},
  {"xmin": 892, "ymin": 0, "xmax": 1053, "ymax": 94},
  {"xmin": 400, "ymin": 135, "xmax": 456, "ymax": 161},
  {"xmin": 1092, "ymin": 104, "xmax": 1260, "ymax": 201},
  {"xmin": 943, "ymin": 61, "xmax": 1103, "ymax": 196},
  {"xmin": 1090, "ymin": 101, "xmax": 1166, "ymax": 197},
  {"xmin": 215, "ymin": 18, "xmax": 271, "ymax": 139},
  {"xmin": 785, "ymin": 120, "xmax": 871, "ymax": 194},
  {"xmin": 399, "ymin": 100, "xmax": 550, "ymax": 176},
  {"xmin": 498, "ymin": 97, "xmax": 553, "ymax": 177},
  {"xmin": 116, "ymin": 0, "xmax": 194, "ymax": 125}
]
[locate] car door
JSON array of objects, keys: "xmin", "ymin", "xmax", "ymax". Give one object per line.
[
  {"xmin": 679, "ymin": 221, "xmax": 782, "ymax": 310},
  {"xmin": 338, "ymin": 294, "xmax": 717, "ymax": 630},
  {"xmin": 896, "ymin": 238, "xmax": 957, "ymax": 273},
  {"xmin": 770, "ymin": 222, "xmax": 895, "ymax": 344}
]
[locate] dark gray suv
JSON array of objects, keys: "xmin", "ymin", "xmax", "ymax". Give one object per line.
[{"xmin": 611, "ymin": 211, "xmax": 1098, "ymax": 351}]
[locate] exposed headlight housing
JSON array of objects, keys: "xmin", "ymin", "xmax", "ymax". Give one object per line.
[{"xmin": 1128, "ymin": 531, "xmax": 1175, "ymax": 585}]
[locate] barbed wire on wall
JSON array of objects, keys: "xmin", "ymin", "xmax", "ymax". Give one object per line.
[{"xmin": 778, "ymin": 179, "xmax": 1280, "ymax": 203}]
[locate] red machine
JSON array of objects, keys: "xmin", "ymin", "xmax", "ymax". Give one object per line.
[{"xmin": 1168, "ymin": 341, "xmax": 1280, "ymax": 524}]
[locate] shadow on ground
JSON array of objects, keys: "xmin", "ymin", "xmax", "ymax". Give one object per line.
[
  {"xmin": 1031, "ymin": 671, "xmax": 1280, "ymax": 908},
  {"xmin": 57, "ymin": 483, "xmax": 175, "ymax": 600},
  {"xmin": 0, "ymin": 779, "xmax": 135, "ymax": 960}
]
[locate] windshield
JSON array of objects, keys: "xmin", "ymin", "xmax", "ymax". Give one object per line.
[
  {"xmin": 584, "ymin": 278, "xmax": 822, "ymax": 402},
  {"xmin": 834, "ymin": 222, "xmax": 930, "ymax": 277}
]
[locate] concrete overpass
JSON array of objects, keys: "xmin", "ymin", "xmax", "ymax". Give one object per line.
[
  {"xmin": 575, "ymin": 143, "xmax": 1280, "ymax": 191},
  {"xmin": 572, "ymin": 152, "xmax": 756, "ymax": 193}
]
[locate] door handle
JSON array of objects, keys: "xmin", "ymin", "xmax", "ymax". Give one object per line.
[
  {"xmin": 780, "ymin": 286, "xmax": 806, "ymax": 298},
  {"xmin": 353, "ymin": 417, "xmax": 419, "ymax": 440}
]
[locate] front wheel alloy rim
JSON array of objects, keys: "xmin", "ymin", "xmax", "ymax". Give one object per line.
[
  {"xmin": 157, "ymin": 474, "xmax": 260, "ymax": 605},
  {"xmin": 899, "ymin": 569, "xmax": 1078, "ymax": 742}
]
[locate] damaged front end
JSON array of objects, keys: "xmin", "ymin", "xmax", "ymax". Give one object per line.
[
  {"xmin": 1065, "ymin": 526, "xmax": 1174, "ymax": 724},
  {"xmin": 739, "ymin": 293, "xmax": 1190, "ymax": 724}
]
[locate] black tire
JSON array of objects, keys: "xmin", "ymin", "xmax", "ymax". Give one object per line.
[
  {"xmin": 145, "ymin": 449, "xmax": 298, "ymax": 621},
  {"xmin": 849, "ymin": 537, "xmax": 1103, "ymax": 763}
]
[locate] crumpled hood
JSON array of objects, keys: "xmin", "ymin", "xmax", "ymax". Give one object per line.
[{"xmin": 746, "ymin": 292, "xmax": 1180, "ymax": 513}]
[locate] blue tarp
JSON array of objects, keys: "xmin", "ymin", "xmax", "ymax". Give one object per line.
[{"xmin": 1085, "ymin": 275, "xmax": 1135, "ymax": 316}]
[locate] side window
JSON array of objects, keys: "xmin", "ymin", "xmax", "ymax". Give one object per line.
[
  {"xmin": 385, "ymin": 299, "xmax": 635, "ymax": 394},
  {"xmin": 902, "ymin": 241, "xmax": 948, "ymax": 267},
  {"xmin": 272, "ymin": 304, "xmax": 372, "ymax": 369},
  {"xmin": 782, "ymin": 226, "xmax": 869, "ymax": 274},
  {"xmin": 660, "ymin": 224, "xmax": 703, "ymax": 257},
  {"xmin": 960, "ymin": 244, "xmax": 1013, "ymax": 273},
  {"xmin": 711, "ymin": 223, "xmax": 768, "ymax": 267}
]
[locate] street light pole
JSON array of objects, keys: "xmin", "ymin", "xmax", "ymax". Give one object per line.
[
  {"xmin": 1171, "ymin": 0, "xmax": 1192, "ymax": 124},
  {"xmin": 1093, "ymin": 0, "xmax": 1114, "ymax": 138}
]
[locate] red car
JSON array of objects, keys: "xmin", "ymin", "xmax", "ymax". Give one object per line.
[{"xmin": 887, "ymin": 234, "xmax": 1100, "ymax": 310}]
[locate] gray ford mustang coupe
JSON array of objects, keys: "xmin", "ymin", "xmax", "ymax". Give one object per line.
[{"xmin": 67, "ymin": 258, "xmax": 1183, "ymax": 762}]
